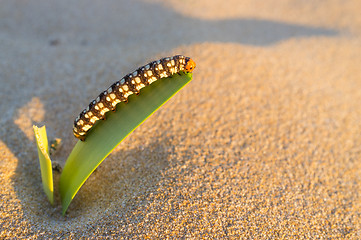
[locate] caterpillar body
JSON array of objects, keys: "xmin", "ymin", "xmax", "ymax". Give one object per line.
[{"xmin": 73, "ymin": 55, "xmax": 196, "ymax": 141}]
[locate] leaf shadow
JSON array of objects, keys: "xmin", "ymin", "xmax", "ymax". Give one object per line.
[{"xmin": 1, "ymin": 107, "xmax": 176, "ymax": 230}]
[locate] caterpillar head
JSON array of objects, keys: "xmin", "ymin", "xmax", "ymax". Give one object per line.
[{"xmin": 185, "ymin": 57, "xmax": 196, "ymax": 73}]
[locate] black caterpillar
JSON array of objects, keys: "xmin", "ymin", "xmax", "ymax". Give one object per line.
[{"xmin": 73, "ymin": 55, "xmax": 196, "ymax": 141}]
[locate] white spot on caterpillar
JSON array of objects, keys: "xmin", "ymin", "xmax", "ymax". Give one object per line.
[
  {"xmin": 170, "ymin": 67, "xmax": 176, "ymax": 74},
  {"xmin": 90, "ymin": 116, "xmax": 99, "ymax": 123},
  {"xmin": 147, "ymin": 70, "xmax": 152, "ymax": 76},
  {"xmin": 145, "ymin": 65, "xmax": 150, "ymax": 70},
  {"xmin": 148, "ymin": 77, "xmax": 157, "ymax": 84},
  {"xmin": 122, "ymin": 85, "xmax": 129, "ymax": 91},
  {"xmin": 160, "ymin": 72, "xmax": 168, "ymax": 78},
  {"xmin": 107, "ymin": 88, "xmax": 112, "ymax": 94},
  {"xmin": 100, "ymin": 108, "xmax": 109, "ymax": 115},
  {"xmin": 110, "ymin": 93, "xmax": 116, "ymax": 99},
  {"xmin": 112, "ymin": 99, "xmax": 121, "ymax": 106},
  {"xmin": 120, "ymin": 78, "xmax": 125, "ymax": 84},
  {"xmin": 124, "ymin": 92, "xmax": 133, "ymax": 98},
  {"xmin": 136, "ymin": 84, "xmax": 144, "ymax": 91},
  {"xmin": 135, "ymin": 77, "xmax": 141, "ymax": 83},
  {"xmin": 132, "ymin": 71, "xmax": 137, "ymax": 77},
  {"xmin": 106, "ymin": 97, "xmax": 111, "ymax": 101},
  {"xmin": 82, "ymin": 124, "xmax": 92, "ymax": 131}
]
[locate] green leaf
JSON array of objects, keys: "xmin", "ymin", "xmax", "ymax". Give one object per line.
[
  {"xmin": 33, "ymin": 125, "xmax": 54, "ymax": 205},
  {"xmin": 60, "ymin": 72, "xmax": 193, "ymax": 214}
]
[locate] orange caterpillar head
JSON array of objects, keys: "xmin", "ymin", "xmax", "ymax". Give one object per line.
[{"xmin": 184, "ymin": 57, "xmax": 196, "ymax": 73}]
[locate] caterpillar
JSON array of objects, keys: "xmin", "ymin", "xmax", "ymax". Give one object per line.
[{"xmin": 73, "ymin": 55, "xmax": 196, "ymax": 141}]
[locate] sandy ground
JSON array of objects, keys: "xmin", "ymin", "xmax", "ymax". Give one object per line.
[{"xmin": 1, "ymin": 0, "xmax": 361, "ymax": 238}]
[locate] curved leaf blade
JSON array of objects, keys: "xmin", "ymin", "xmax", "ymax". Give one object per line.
[{"xmin": 60, "ymin": 72, "xmax": 192, "ymax": 214}]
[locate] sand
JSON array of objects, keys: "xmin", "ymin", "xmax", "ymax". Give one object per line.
[{"xmin": 1, "ymin": 0, "xmax": 360, "ymax": 238}]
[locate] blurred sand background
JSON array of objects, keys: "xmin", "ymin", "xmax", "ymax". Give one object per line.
[{"xmin": 1, "ymin": 0, "xmax": 361, "ymax": 238}]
